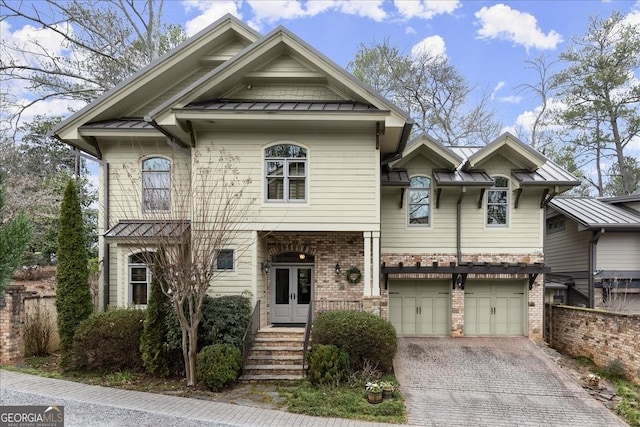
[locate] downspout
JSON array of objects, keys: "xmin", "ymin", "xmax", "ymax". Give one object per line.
[
  {"xmin": 103, "ymin": 161, "xmax": 110, "ymax": 310},
  {"xmin": 588, "ymin": 228, "xmax": 604, "ymax": 308},
  {"xmin": 457, "ymin": 186, "xmax": 466, "ymax": 263}
]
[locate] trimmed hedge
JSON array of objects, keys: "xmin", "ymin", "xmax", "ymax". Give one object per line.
[
  {"xmin": 70, "ymin": 308, "xmax": 145, "ymax": 372},
  {"xmin": 311, "ymin": 310, "xmax": 397, "ymax": 372}
]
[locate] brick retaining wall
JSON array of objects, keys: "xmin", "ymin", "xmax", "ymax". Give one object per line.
[
  {"xmin": 0, "ymin": 285, "xmax": 27, "ymax": 364},
  {"xmin": 546, "ymin": 304, "xmax": 640, "ymax": 384}
]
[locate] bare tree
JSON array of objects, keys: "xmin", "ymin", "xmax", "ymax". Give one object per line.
[
  {"xmin": 349, "ymin": 39, "xmax": 501, "ymax": 145},
  {"xmin": 112, "ymin": 146, "xmax": 254, "ymax": 386},
  {"xmin": 0, "ymin": 0, "xmax": 185, "ymax": 132},
  {"xmin": 516, "ymin": 56, "xmax": 560, "ymax": 150}
]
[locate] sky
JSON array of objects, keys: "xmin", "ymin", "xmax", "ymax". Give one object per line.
[{"xmin": 2, "ymin": 0, "xmax": 640, "ymax": 162}]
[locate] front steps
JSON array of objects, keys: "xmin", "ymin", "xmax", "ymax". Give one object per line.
[{"xmin": 240, "ymin": 326, "xmax": 306, "ymax": 381}]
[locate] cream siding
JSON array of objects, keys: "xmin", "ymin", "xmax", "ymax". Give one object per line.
[
  {"xmin": 231, "ymin": 84, "xmax": 341, "ymax": 100},
  {"xmin": 545, "ymin": 218, "xmax": 589, "ymax": 273},
  {"xmin": 597, "ymin": 233, "xmax": 640, "ymax": 270},
  {"xmin": 101, "ymin": 139, "xmax": 192, "ymax": 225},
  {"xmin": 195, "ymin": 128, "xmax": 379, "ymax": 230}
]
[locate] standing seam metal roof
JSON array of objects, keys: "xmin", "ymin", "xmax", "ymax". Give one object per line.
[
  {"xmin": 180, "ymin": 99, "xmax": 383, "ymax": 112},
  {"xmin": 549, "ymin": 198, "xmax": 640, "ymax": 228}
]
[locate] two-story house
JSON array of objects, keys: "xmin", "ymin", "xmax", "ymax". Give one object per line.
[
  {"xmin": 52, "ymin": 15, "xmax": 579, "ymax": 353},
  {"xmin": 545, "ymin": 194, "xmax": 640, "ymax": 313}
]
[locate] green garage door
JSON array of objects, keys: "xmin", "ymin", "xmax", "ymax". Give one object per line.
[
  {"xmin": 464, "ymin": 281, "xmax": 526, "ymax": 336},
  {"xmin": 389, "ymin": 280, "xmax": 450, "ymax": 336}
]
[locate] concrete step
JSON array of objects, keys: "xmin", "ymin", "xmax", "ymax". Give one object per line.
[
  {"xmin": 249, "ymin": 347, "xmax": 304, "ymax": 357},
  {"xmin": 248, "ymin": 354, "xmax": 304, "ymax": 365},
  {"xmin": 239, "ymin": 374, "xmax": 305, "ymax": 382},
  {"xmin": 243, "ymin": 364, "xmax": 306, "ymax": 376}
]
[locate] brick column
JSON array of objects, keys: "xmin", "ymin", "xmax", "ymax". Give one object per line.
[
  {"xmin": 451, "ymin": 287, "xmax": 465, "ymax": 337},
  {"xmin": 0, "ymin": 285, "xmax": 27, "ymax": 364}
]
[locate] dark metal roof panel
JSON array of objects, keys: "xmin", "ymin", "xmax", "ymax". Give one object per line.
[
  {"xmin": 549, "ymin": 198, "xmax": 640, "ymax": 229},
  {"xmin": 449, "ymin": 146, "xmax": 580, "ymax": 186},
  {"xmin": 105, "ymin": 220, "xmax": 190, "ymax": 239},
  {"xmin": 80, "ymin": 118, "xmax": 154, "ymax": 130},
  {"xmin": 381, "ymin": 168, "xmax": 410, "ymax": 187},
  {"xmin": 433, "ymin": 169, "xmax": 493, "ymax": 186},
  {"xmin": 182, "ymin": 99, "xmax": 382, "ymax": 112}
]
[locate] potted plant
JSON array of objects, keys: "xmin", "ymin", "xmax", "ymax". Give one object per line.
[
  {"xmin": 380, "ymin": 381, "xmax": 395, "ymax": 399},
  {"xmin": 365, "ymin": 382, "xmax": 383, "ymax": 404}
]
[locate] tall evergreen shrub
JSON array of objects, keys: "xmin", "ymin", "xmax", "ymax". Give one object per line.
[
  {"xmin": 55, "ymin": 179, "xmax": 93, "ymax": 360},
  {"xmin": 140, "ymin": 275, "xmax": 171, "ymax": 377}
]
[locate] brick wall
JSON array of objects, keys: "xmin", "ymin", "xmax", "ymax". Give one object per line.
[
  {"xmin": 0, "ymin": 285, "xmax": 27, "ymax": 364},
  {"xmin": 546, "ymin": 304, "xmax": 640, "ymax": 384}
]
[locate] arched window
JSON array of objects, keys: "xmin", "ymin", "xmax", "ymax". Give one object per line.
[
  {"xmin": 487, "ymin": 176, "xmax": 509, "ymax": 226},
  {"xmin": 408, "ymin": 176, "xmax": 431, "ymax": 225},
  {"xmin": 142, "ymin": 157, "xmax": 170, "ymax": 211},
  {"xmin": 264, "ymin": 144, "xmax": 307, "ymax": 202},
  {"xmin": 128, "ymin": 252, "xmax": 154, "ymax": 306}
]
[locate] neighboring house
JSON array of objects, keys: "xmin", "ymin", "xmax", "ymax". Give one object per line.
[
  {"xmin": 52, "ymin": 15, "xmax": 580, "ymax": 350},
  {"xmin": 545, "ymin": 194, "xmax": 640, "ymax": 314}
]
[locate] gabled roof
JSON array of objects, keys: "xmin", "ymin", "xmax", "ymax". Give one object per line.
[
  {"xmin": 393, "ymin": 133, "xmax": 463, "ymax": 170},
  {"xmin": 54, "ymin": 15, "xmax": 412, "ymax": 159},
  {"xmin": 549, "ymin": 198, "xmax": 640, "ymax": 230},
  {"xmin": 462, "ymin": 132, "xmax": 546, "ymax": 172},
  {"xmin": 450, "ymin": 143, "xmax": 580, "ymax": 188},
  {"xmin": 53, "ymin": 14, "xmax": 260, "ymax": 156}
]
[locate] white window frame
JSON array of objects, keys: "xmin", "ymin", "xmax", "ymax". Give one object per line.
[
  {"xmin": 264, "ymin": 144, "xmax": 308, "ymax": 203},
  {"xmin": 486, "ymin": 176, "xmax": 509, "ymax": 227},
  {"xmin": 142, "ymin": 157, "xmax": 171, "ymax": 212},
  {"xmin": 128, "ymin": 252, "xmax": 153, "ymax": 307},
  {"xmin": 407, "ymin": 175, "xmax": 431, "ymax": 227}
]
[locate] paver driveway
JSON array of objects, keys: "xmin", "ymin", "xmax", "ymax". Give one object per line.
[{"xmin": 394, "ymin": 337, "xmax": 628, "ymax": 427}]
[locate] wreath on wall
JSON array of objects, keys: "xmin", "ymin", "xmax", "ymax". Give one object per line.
[{"xmin": 346, "ymin": 266, "xmax": 362, "ymax": 284}]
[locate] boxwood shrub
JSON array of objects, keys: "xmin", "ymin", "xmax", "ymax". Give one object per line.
[
  {"xmin": 196, "ymin": 344, "xmax": 242, "ymax": 391},
  {"xmin": 307, "ymin": 344, "xmax": 349, "ymax": 387},
  {"xmin": 311, "ymin": 310, "xmax": 397, "ymax": 372}
]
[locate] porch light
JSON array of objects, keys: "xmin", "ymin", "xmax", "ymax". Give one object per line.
[
  {"xmin": 261, "ymin": 260, "xmax": 271, "ymax": 274},
  {"xmin": 335, "ymin": 262, "xmax": 341, "ymax": 275},
  {"xmin": 456, "ymin": 274, "xmax": 463, "ymax": 288},
  {"xmin": 299, "ymin": 253, "xmax": 306, "ymax": 260}
]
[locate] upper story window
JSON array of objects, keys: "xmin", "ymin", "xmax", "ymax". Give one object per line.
[
  {"xmin": 487, "ymin": 176, "xmax": 509, "ymax": 226},
  {"xmin": 142, "ymin": 157, "xmax": 170, "ymax": 212},
  {"xmin": 408, "ymin": 176, "xmax": 431, "ymax": 225},
  {"xmin": 547, "ymin": 217, "xmax": 565, "ymax": 234},
  {"xmin": 265, "ymin": 144, "xmax": 307, "ymax": 202}
]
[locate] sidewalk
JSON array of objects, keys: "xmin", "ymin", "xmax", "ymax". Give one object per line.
[{"xmin": 0, "ymin": 369, "xmax": 395, "ymax": 427}]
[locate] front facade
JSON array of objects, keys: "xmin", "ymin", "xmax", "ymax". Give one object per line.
[
  {"xmin": 53, "ymin": 15, "xmax": 579, "ymax": 339},
  {"xmin": 545, "ymin": 195, "xmax": 640, "ymax": 313}
]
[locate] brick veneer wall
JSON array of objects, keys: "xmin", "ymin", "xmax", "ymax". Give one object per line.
[
  {"xmin": 0, "ymin": 285, "xmax": 27, "ymax": 364},
  {"xmin": 546, "ymin": 304, "xmax": 640, "ymax": 384},
  {"xmin": 266, "ymin": 232, "xmax": 383, "ymax": 320}
]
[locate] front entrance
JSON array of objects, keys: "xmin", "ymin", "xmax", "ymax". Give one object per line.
[{"xmin": 270, "ymin": 253, "xmax": 313, "ymax": 324}]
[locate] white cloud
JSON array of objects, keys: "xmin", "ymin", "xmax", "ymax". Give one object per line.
[
  {"xmin": 498, "ymin": 95, "xmax": 522, "ymax": 104},
  {"xmin": 243, "ymin": 0, "xmax": 386, "ymax": 30},
  {"xmin": 474, "ymin": 4, "xmax": 563, "ymax": 51},
  {"xmin": 490, "ymin": 81, "xmax": 506, "ymax": 99},
  {"xmin": 394, "ymin": 0, "xmax": 460, "ymax": 20},
  {"xmin": 182, "ymin": 1, "xmax": 242, "ymax": 36},
  {"xmin": 405, "ymin": 26, "xmax": 416, "ymax": 35},
  {"xmin": 411, "ymin": 35, "xmax": 446, "ymax": 59}
]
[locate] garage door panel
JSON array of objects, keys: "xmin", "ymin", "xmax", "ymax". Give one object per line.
[
  {"xmin": 390, "ymin": 280, "xmax": 450, "ymax": 336},
  {"xmin": 465, "ymin": 282, "xmax": 526, "ymax": 336}
]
